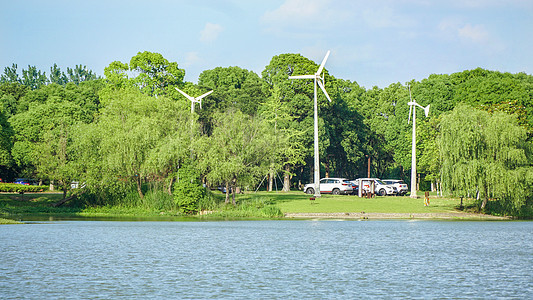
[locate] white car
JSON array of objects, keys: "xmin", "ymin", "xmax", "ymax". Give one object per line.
[
  {"xmin": 382, "ymin": 179, "xmax": 408, "ymax": 196},
  {"xmin": 303, "ymin": 178, "xmax": 353, "ymax": 195},
  {"xmin": 351, "ymin": 178, "xmax": 397, "ymax": 196}
]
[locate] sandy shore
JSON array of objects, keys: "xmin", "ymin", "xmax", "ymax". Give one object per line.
[{"xmin": 284, "ymin": 212, "xmax": 512, "ymax": 220}]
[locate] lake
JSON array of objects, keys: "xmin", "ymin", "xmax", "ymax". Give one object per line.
[{"xmin": 1, "ymin": 220, "xmax": 532, "ymax": 299}]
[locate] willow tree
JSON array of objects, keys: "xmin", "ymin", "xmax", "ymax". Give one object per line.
[
  {"xmin": 197, "ymin": 109, "xmax": 272, "ymax": 204},
  {"xmin": 439, "ymin": 104, "xmax": 532, "ymax": 213},
  {"xmin": 79, "ymin": 88, "xmax": 191, "ymax": 201}
]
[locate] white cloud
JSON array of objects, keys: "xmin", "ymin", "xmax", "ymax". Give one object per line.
[
  {"xmin": 183, "ymin": 51, "xmax": 202, "ymax": 68},
  {"xmin": 261, "ymin": 0, "xmax": 327, "ymax": 24},
  {"xmin": 200, "ymin": 22, "xmax": 223, "ymax": 43},
  {"xmin": 457, "ymin": 23, "xmax": 489, "ymax": 43},
  {"xmin": 439, "ymin": 19, "xmax": 491, "ymax": 44}
]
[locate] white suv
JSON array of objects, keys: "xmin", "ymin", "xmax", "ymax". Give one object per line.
[
  {"xmin": 303, "ymin": 178, "xmax": 353, "ymax": 195},
  {"xmin": 382, "ymin": 179, "xmax": 408, "ymax": 196},
  {"xmin": 351, "ymin": 178, "xmax": 397, "ymax": 196}
]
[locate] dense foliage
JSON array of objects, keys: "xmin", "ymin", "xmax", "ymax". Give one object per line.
[{"xmin": 1, "ymin": 53, "xmax": 532, "ymax": 216}]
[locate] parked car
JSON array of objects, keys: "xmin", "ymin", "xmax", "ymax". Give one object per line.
[
  {"xmin": 14, "ymin": 178, "xmax": 37, "ymax": 185},
  {"xmin": 351, "ymin": 178, "xmax": 397, "ymax": 196},
  {"xmin": 349, "ymin": 181, "xmax": 359, "ymax": 195},
  {"xmin": 303, "ymin": 178, "xmax": 353, "ymax": 195},
  {"xmin": 382, "ymin": 179, "xmax": 408, "ymax": 196}
]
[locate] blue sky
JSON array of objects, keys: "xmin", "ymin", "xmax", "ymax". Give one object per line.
[{"xmin": 1, "ymin": 0, "xmax": 532, "ymax": 88}]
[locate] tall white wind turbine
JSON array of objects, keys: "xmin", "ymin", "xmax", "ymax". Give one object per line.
[
  {"xmin": 289, "ymin": 50, "xmax": 332, "ymax": 197},
  {"xmin": 175, "ymin": 87, "xmax": 213, "ymax": 113},
  {"xmin": 407, "ymin": 85, "xmax": 430, "ymax": 199}
]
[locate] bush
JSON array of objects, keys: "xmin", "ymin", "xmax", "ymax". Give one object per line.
[
  {"xmin": 0, "ymin": 183, "xmax": 48, "ymax": 193},
  {"xmin": 173, "ymin": 167, "xmax": 206, "ymax": 214}
]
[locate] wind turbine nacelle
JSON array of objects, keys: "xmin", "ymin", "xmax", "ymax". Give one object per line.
[{"xmin": 424, "ymin": 104, "xmax": 430, "ymax": 118}]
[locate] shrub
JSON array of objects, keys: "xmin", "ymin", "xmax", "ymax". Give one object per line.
[
  {"xmin": 0, "ymin": 183, "xmax": 48, "ymax": 193},
  {"xmin": 173, "ymin": 166, "xmax": 206, "ymax": 214}
]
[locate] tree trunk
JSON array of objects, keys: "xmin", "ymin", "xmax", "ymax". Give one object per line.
[
  {"xmin": 282, "ymin": 165, "xmax": 291, "ymax": 192},
  {"xmin": 481, "ymin": 186, "xmax": 488, "ymax": 210},
  {"xmin": 231, "ymin": 178, "xmax": 237, "ymax": 206},
  {"xmin": 225, "ymin": 181, "xmax": 230, "ymax": 204},
  {"xmin": 168, "ymin": 176, "xmax": 174, "ymax": 195},
  {"xmin": 53, "ymin": 194, "xmax": 77, "ymax": 207},
  {"xmin": 481, "ymin": 197, "xmax": 488, "ymax": 210},
  {"xmin": 136, "ymin": 176, "xmax": 144, "ymax": 199},
  {"xmin": 268, "ymin": 169, "xmax": 273, "ymax": 192}
]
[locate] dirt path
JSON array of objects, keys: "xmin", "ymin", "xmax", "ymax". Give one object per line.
[{"xmin": 284, "ymin": 212, "xmax": 511, "ymax": 220}]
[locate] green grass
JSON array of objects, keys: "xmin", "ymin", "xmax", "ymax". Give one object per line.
[
  {"xmin": 0, "ymin": 190, "xmax": 490, "ymax": 220},
  {"xmin": 0, "ymin": 217, "xmax": 22, "ymax": 224},
  {"xmin": 250, "ymin": 191, "xmax": 463, "ymax": 214}
]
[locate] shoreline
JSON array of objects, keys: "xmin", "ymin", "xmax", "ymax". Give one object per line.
[{"xmin": 284, "ymin": 212, "xmax": 512, "ymax": 220}]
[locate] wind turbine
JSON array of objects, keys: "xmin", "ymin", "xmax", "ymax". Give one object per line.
[
  {"xmin": 407, "ymin": 85, "xmax": 430, "ymax": 199},
  {"xmin": 289, "ymin": 50, "xmax": 332, "ymax": 197},
  {"xmin": 175, "ymin": 87, "xmax": 213, "ymax": 114}
]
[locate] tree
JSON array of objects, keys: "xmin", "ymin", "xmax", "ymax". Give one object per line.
[
  {"xmin": 129, "ymin": 51, "xmax": 185, "ymax": 96},
  {"xmin": 0, "ymin": 64, "xmax": 21, "ymax": 84},
  {"xmin": 102, "ymin": 52, "xmax": 185, "ymax": 97},
  {"xmin": 0, "ymin": 109, "xmax": 14, "ymax": 179},
  {"xmin": 8, "ymin": 81, "xmax": 101, "ymax": 184},
  {"xmin": 0, "ymin": 82, "xmax": 28, "ymax": 117},
  {"xmin": 22, "ymin": 65, "xmax": 47, "ymax": 90},
  {"xmin": 258, "ymin": 85, "xmax": 305, "ymax": 191},
  {"xmin": 261, "ymin": 53, "xmax": 329, "ymax": 186},
  {"xmin": 197, "ymin": 109, "xmax": 271, "ymax": 204},
  {"xmin": 439, "ymin": 104, "xmax": 533, "ymax": 213},
  {"xmin": 49, "ymin": 64, "xmax": 68, "ymax": 86},
  {"xmin": 77, "ymin": 88, "xmax": 192, "ymax": 202},
  {"xmin": 198, "ymin": 66, "xmax": 263, "ymax": 115},
  {"xmin": 66, "ymin": 65, "xmax": 98, "ymax": 85}
]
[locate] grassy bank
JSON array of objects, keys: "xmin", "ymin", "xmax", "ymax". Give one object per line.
[{"xmin": 0, "ymin": 191, "xmax": 518, "ymax": 221}]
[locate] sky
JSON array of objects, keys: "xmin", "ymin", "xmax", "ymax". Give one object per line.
[{"xmin": 1, "ymin": 0, "xmax": 532, "ymax": 88}]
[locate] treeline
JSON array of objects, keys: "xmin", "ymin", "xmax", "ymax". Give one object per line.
[
  {"xmin": 0, "ymin": 63, "xmax": 98, "ymax": 89},
  {"xmin": 0, "ymin": 51, "xmax": 532, "ymax": 216}
]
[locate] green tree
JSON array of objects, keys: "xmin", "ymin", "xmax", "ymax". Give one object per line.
[
  {"xmin": 1, "ymin": 64, "xmax": 21, "ymax": 84},
  {"xmin": 258, "ymin": 85, "xmax": 305, "ymax": 191},
  {"xmin": 8, "ymin": 81, "xmax": 101, "ymax": 182},
  {"xmin": 261, "ymin": 53, "xmax": 330, "ymax": 186},
  {"xmin": 77, "ymin": 88, "xmax": 192, "ymax": 202},
  {"xmin": 0, "ymin": 82, "xmax": 28, "ymax": 117},
  {"xmin": 439, "ymin": 104, "xmax": 533, "ymax": 213},
  {"xmin": 197, "ymin": 109, "xmax": 271, "ymax": 204},
  {"xmin": 66, "ymin": 65, "xmax": 98, "ymax": 85},
  {"xmin": 0, "ymin": 109, "xmax": 14, "ymax": 179},
  {"xmin": 103, "ymin": 52, "xmax": 185, "ymax": 97},
  {"xmin": 22, "ymin": 65, "xmax": 48, "ymax": 90},
  {"xmin": 198, "ymin": 66, "xmax": 263, "ymax": 115},
  {"xmin": 130, "ymin": 51, "xmax": 185, "ymax": 96},
  {"xmin": 49, "ymin": 64, "xmax": 68, "ymax": 86}
]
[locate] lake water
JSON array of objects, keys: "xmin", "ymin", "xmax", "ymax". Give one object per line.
[{"xmin": 1, "ymin": 220, "xmax": 532, "ymax": 299}]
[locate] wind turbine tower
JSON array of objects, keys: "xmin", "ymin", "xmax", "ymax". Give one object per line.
[
  {"xmin": 407, "ymin": 85, "xmax": 430, "ymax": 199},
  {"xmin": 289, "ymin": 50, "xmax": 332, "ymax": 197}
]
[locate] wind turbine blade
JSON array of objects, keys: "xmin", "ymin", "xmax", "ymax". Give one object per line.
[
  {"xmin": 175, "ymin": 87, "xmax": 195, "ymax": 102},
  {"xmin": 196, "ymin": 90, "xmax": 213, "ymax": 100},
  {"xmin": 316, "ymin": 50, "xmax": 331, "ymax": 75},
  {"xmin": 424, "ymin": 104, "xmax": 430, "ymax": 118},
  {"xmin": 317, "ymin": 80, "xmax": 332, "ymax": 102},
  {"xmin": 289, "ymin": 74, "xmax": 316, "ymax": 79},
  {"xmin": 408, "ymin": 105, "xmax": 412, "ymax": 124}
]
